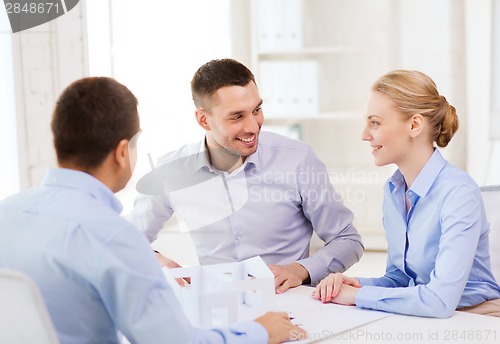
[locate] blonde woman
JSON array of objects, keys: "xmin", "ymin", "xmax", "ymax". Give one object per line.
[{"xmin": 313, "ymin": 70, "xmax": 500, "ymax": 318}]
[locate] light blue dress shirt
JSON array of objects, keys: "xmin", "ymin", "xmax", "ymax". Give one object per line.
[
  {"xmin": 0, "ymin": 168, "xmax": 267, "ymax": 344},
  {"xmin": 356, "ymin": 149, "xmax": 500, "ymax": 318},
  {"xmin": 129, "ymin": 131, "xmax": 363, "ymax": 285}
]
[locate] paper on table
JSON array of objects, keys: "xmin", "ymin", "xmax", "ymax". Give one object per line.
[{"xmin": 240, "ymin": 286, "xmax": 393, "ymax": 343}]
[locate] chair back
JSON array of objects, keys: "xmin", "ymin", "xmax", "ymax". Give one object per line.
[
  {"xmin": 0, "ymin": 269, "xmax": 60, "ymax": 344},
  {"xmin": 480, "ymin": 185, "xmax": 500, "ymax": 283}
]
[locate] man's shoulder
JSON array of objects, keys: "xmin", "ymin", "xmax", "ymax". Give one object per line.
[
  {"xmin": 0, "ymin": 187, "xmax": 41, "ymax": 211},
  {"xmin": 258, "ymin": 131, "xmax": 311, "ymax": 153},
  {"xmin": 0, "ymin": 187, "xmax": 112, "ymax": 238},
  {"xmin": 254, "ymin": 131, "xmax": 319, "ymax": 169}
]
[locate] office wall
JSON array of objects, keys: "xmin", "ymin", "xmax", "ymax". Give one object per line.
[
  {"xmin": 10, "ymin": 3, "xmax": 88, "ymax": 189},
  {"xmin": 0, "ymin": 11, "xmax": 20, "ymax": 199}
]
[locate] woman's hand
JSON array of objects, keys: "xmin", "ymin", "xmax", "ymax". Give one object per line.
[{"xmin": 312, "ymin": 273, "xmax": 361, "ymax": 305}]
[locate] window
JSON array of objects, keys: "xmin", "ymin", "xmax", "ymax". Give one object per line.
[{"xmin": 86, "ymin": 0, "xmax": 232, "ymax": 212}]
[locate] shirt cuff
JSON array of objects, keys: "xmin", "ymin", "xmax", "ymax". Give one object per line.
[
  {"xmin": 297, "ymin": 256, "xmax": 329, "ymax": 286},
  {"xmin": 358, "ymin": 277, "xmax": 375, "ymax": 286},
  {"xmin": 230, "ymin": 320, "xmax": 268, "ymax": 343},
  {"xmin": 355, "ymin": 285, "xmax": 378, "ymax": 310}
]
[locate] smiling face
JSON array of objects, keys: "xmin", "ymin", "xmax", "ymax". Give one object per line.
[
  {"xmin": 197, "ymin": 81, "xmax": 264, "ymax": 169},
  {"xmin": 361, "ymin": 91, "xmax": 413, "ymax": 167}
]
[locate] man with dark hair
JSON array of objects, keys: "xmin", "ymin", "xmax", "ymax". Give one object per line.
[
  {"xmin": 51, "ymin": 76, "xmax": 140, "ymax": 170},
  {"xmin": 130, "ymin": 59, "xmax": 363, "ymax": 293},
  {"xmin": 0, "ymin": 77, "xmax": 303, "ymax": 343}
]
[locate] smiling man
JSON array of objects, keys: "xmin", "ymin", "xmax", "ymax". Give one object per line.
[{"xmin": 129, "ymin": 59, "xmax": 363, "ymax": 292}]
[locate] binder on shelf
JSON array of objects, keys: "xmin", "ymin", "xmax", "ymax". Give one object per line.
[
  {"xmin": 257, "ymin": 0, "xmax": 302, "ymax": 51},
  {"xmin": 299, "ymin": 60, "xmax": 318, "ymax": 115},
  {"xmin": 283, "ymin": 0, "xmax": 302, "ymax": 50},
  {"xmin": 259, "ymin": 61, "xmax": 286, "ymax": 118},
  {"xmin": 258, "ymin": 60, "xmax": 318, "ymax": 118}
]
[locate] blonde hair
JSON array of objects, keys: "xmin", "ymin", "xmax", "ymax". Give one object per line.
[{"xmin": 372, "ymin": 70, "xmax": 459, "ymax": 147}]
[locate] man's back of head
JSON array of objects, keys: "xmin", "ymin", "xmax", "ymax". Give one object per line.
[{"xmin": 51, "ymin": 77, "xmax": 140, "ymax": 172}]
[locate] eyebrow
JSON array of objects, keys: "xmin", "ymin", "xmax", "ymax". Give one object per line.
[
  {"xmin": 254, "ymin": 99, "xmax": 264, "ymax": 111},
  {"xmin": 366, "ymin": 115, "xmax": 381, "ymax": 120},
  {"xmin": 227, "ymin": 99, "xmax": 264, "ymax": 117}
]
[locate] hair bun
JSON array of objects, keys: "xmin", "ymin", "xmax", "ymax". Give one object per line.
[{"xmin": 436, "ymin": 96, "xmax": 459, "ymax": 147}]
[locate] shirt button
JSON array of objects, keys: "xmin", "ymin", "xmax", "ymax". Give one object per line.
[{"xmin": 408, "ymin": 191, "xmax": 412, "ymax": 196}]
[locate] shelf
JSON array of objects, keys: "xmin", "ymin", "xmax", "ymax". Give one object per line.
[
  {"xmin": 264, "ymin": 111, "xmax": 363, "ymax": 121},
  {"xmin": 257, "ymin": 46, "xmax": 364, "ymax": 58}
]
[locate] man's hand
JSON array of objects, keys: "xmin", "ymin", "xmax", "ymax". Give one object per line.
[
  {"xmin": 255, "ymin": 311, "xmax": 307, "ymax": 343},
  {"xmin": 312, "ymin": 272, "xmax": 360, "ymax": 305},
  {"xmin": 155, "ymin": 251, "xmax": 182, "ymax": 268},
  {"xmin": 154, "ymin": 251, "xmax": 190, "ymax": 286},
  {"xmin": 268, "ymin": 263, "xmax": 310, "ymax": 294}
]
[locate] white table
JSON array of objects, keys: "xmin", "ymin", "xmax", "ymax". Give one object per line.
[
  {"xmin": 274, "ymin": 286, "xmax": 500, "ymax": 344},
  {"xmin": 332, "ymin": 311, "xmax": 500, "ymax": 344}
]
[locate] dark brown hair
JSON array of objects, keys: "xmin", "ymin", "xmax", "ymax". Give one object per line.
[
  {"xmin": 191, "ymin": 58, "xmax": 255, "ymax": 109},
  {"xmin": 51, "ymin": 77, "xmax": 139, "ymax": 169}
]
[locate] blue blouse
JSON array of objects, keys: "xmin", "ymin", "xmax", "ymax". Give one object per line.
[{"xmin": 356, "ymin": 149, "xmax": 500, "ymax": 318}]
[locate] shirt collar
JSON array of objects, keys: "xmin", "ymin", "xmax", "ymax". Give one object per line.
[
  {"xmin": 388, "ymin": 169, "xmax": 405, "ymax": 193},
  {"xmin": 195, "ymin": 138, "xmax": 211, "ymax": 172},
  {"xmin": 245, "ymin": 144, "xmax": 259, "ymax": 171},
  {"xmin": 389, "ymin": 148, "xmax": 447, "ymax": 198},
  {"xmin": 195, "ymin": 136, "xmax": 260, "ymax": 172},
  {"xmin": 43, "ymin": 168, "xmax": 123, "ymax": 213}
]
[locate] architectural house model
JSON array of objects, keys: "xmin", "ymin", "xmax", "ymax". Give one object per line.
[{"xmin": 163, "ymin": 256, "xmax": 275, "ymax": 328}]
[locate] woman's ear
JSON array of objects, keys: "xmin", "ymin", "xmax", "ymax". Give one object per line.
[
  {"xmin": 195, "ymin": 109, "xmax": 210, "ymax": 130},
  {"xmin": 409, "ymin": 114, "xmax": 425, "ymax": 138}
]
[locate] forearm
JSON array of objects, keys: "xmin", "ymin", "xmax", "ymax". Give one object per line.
[
  {"xmin": 299, "ymin": 235, "xmax": 363, "ymax": 285},
  {"xmin": 358, "ymin": 269, "xmax": 410, "ymax": 288},
  {"xmin": 356, "ymin": 284, "xmax": 457, "ymax": 318}
]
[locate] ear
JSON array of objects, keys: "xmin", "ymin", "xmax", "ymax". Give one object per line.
[
  {"xmin": 114, "ymin": 139, "xmax": 129, "ymax": 168},
  {"xmin": 195, "ymin": 108, "xmax": 211, "ymax": 131},
  {"xmin": 409, "ymin": 114, "xmax": 425, "ymax": 138}
]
